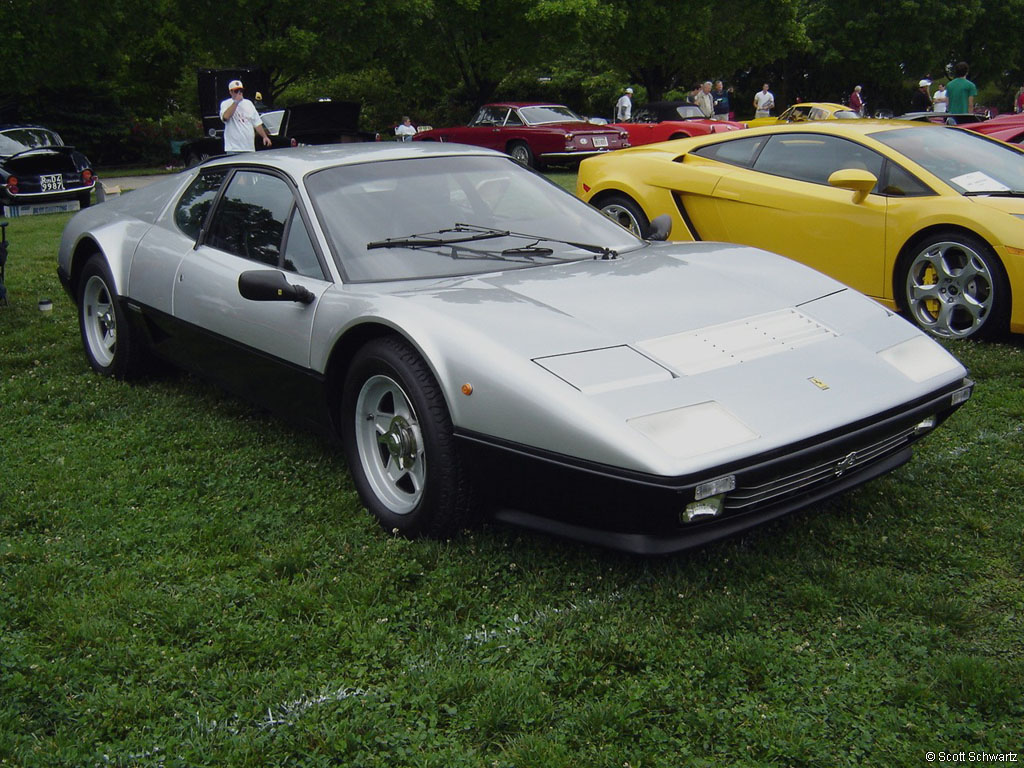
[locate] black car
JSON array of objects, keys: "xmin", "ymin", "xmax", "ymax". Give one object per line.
[{"xmin": 0, "ymin": 125, "xmax": 95, "ymax": 212}]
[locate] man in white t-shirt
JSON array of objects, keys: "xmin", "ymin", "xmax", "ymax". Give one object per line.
[
  {"xmin": 753, "ymin": 84, "xmax": 775, "ymax": 118},
  {"xmin": 932, "ymin": 84, "xmax": 948, "ymax": 113},
  {"xmin": 616, "ymin": 87, "xmax": 633, "ymax": 121},
  {"xmin": 220, "ymin": 79, "xmax": 272, "ymax": 153},
  {"xmin": 395, "ymin": 116, "xmax": 417, "ymax": 141}
]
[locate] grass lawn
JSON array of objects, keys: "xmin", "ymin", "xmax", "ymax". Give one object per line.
[{"xmin": 1, "ymin": 203, "xmax": 1023, "ymax": 767}]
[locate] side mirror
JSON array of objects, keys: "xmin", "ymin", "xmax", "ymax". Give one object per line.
[
  {"xmin": 828, "ymin": 168, "xmax": 877, "ymax": 202},
  {"xmin": 648, "ymin": 214, "xmax": 672, "ymax": 241},
  {"xmin": 238, "ymin": 270, "xmax": 315, "ymax": 304}
]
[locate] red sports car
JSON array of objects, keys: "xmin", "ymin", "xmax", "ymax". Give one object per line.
[
  {"xmin": 962, "ymin": 113, "xmax": 1024, "ymax": 145},
  {"xmin": 612, "ymin": 102, "xmax": 746, "ymax": 147},
  {"xmin": 412, "ymin": 102, "xmax": 630, "ymax": 168}
]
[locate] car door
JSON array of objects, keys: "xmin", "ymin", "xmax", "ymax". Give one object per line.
[
  {"xmin": 172, "ymin": 167, "xmax": 330, "ymax": 372},
  {"xmin": 705, "ymin": 133, "xmax": 888, "ymax": 298},
  {"xmin": 450, "ymin": 106, "xmax": 510, "ymax": 151}
]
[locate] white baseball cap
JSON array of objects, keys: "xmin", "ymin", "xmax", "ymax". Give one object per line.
[
  {"xmin": 625, "ymin": 87, "xmax": 633, "ymax": 93},
  {"xmin": 919, "ymin": 79, "xmax": 931, "ymax": 87},
  {"xmin": 228, "ymin": 79, "xmax": 244, "ymax": 91}
]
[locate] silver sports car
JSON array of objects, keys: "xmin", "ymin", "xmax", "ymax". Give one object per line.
[{"xmin": 57, "ymin": 143, "xmax": 972, "ymax": 553}]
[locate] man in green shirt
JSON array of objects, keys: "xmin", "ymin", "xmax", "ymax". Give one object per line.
[{"xmin": 946, "ymin": 61, "xmax": 977, "ymax": 114}]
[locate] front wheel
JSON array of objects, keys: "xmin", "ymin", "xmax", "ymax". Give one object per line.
[
  {"xmin": 77, "ymin": 254, "xmax": 147, "ymax": 378},
  {"xmin": 901, "ymin": 232, "xmax": 1008, "ymax": 339},
  {"xmin": 597, "ymin": 193, "xmax": 650, "ymax": 238},
  {"xmin": 341, "ymin": 336, "xmax": 474, "ymax": 537}
]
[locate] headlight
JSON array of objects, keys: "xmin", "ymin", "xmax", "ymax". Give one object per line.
[
  {"xmin": 628, "ymin": 401, "xmax": 758, "ymax": 460},
  {"xmin": 878, "ymin": 336, "xmax": 962, "ymax": 383}
]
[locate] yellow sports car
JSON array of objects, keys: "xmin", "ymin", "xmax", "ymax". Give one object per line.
[
  {"xmin": 577, "ymin": 121, "xmax": 1024, "ymax": 339},
  {"xmin": 746, "ymin": 102, "xmax": 860, "ymax": 128}
]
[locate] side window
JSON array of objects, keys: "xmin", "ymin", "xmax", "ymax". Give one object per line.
[
  {"xmin": 753, "ymin": 135, "xmax": 884, "ymax": 187},
  {"xmin": 880, "ymin": 160, "xmax": 934, "ymax": 197},
  {"xmin": 205, "ymin": 171, "xmax": 294, "ymax": 266},
  {"xmin": 691, "ymin": 136, "xmax": 769, "ymax": 169},
  {"xmin": 504, "ymin": 110, "xmax": 524, "ymax": 127},
  {"xmin": 281, "ymin": 208, "xmax": 323, "ymax": 278},
  {"xmin": 174, "ymin": 170, "xmax": 228, "ymax": 239}
]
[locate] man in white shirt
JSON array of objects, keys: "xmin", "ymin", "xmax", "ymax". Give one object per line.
[
  {"xmin": 616, "ymin": 87, "xmax": 633, "ymax": 121},
  {"xmin": 395, "ymin": 116, "xmax": 417, "ymax": 141},
  {"xmin": 932, "ymin": 84, "xmax": 948, "ymax": 113},
  {"xmin": 753, "ymin": 83, "xmax": 775, "ymax": 118},
  {"xmin": 220, "ymin": 79, "xmax": 272, "ymax": 153}
]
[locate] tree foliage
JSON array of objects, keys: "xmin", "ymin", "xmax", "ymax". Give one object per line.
[{"xmin": 4, "ymin": 0, "xmax": 1024, "ymax": 162}]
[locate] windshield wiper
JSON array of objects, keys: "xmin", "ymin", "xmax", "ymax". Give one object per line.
[
  {"xmin": 963, "ymin": 190, "xmax": 1024, "ymax": 197},
  {"xmin": 366, "ymin": 227, "xmax": 510, "ymax": 250},
  {"xmin": 367, "ymin": 223, "xmax": 617, "ymax": 259}
]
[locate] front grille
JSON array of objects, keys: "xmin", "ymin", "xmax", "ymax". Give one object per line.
[{"xmin": 724, "ymin": 424, "xmax": 917, "ymax": 512}]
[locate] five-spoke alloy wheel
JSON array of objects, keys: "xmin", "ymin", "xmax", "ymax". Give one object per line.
[{"xmin": 902, "ymin": 232, "xmax": 1007, "ymax": 339}]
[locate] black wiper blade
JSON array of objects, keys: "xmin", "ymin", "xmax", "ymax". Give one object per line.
[
  {"xmin": 366, "ymin": 227, "xmax": 511, "ymax": 250},
  {"xmin": 455, "ymin": 223, "xmax": 619, "ymax": 260}
]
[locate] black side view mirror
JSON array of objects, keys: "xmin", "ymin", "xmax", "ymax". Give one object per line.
[
  {"xmin": 238, "ymin": 270, "xmax": 315, "ymax": 304},
  {"xmin": 648, "ymin": 214, "xmax": 672, "ymax": 241}
]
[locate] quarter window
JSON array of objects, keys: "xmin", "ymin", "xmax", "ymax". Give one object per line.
[
  {"xmin": 174, "ymin": 169, "xmax": 228, "ymax": 239},
  {"xmin": 691, "ymin": 136, "xmax": 769, "ymax": 169}
]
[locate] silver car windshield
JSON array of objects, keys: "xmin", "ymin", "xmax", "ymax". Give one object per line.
[
  {"xmin": 305, "ymin": 155, "xmax": 641, "ymax": 282},
  {"xmin": 519, "ymin": 105, "xmax": 584, "ymax": 125},
  {"xmin": 0, "ymin": 128, "xmax": 63, "ymax": 155},
  {"xmin": 871, "ymin": 126, "xmax": 1024, "ymax": 194}
]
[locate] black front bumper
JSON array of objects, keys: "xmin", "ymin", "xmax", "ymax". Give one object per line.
[{"xmin": 458, "ymin": 378, "xmax": 972, "ymax": 554}]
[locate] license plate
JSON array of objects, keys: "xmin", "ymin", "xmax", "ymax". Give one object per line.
[
  {"xmin": 592, "ymin": 135, "xmax": 609, "ymax": 147},
  {"xmin": 40, "ymin": 173, "xmax": 65, "ymax": 192}
]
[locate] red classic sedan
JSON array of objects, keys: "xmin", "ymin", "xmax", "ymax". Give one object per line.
[
  {"xmin": 612, "ymin": 102, "xmax": 746, "ymax": 147},
  {"xmin": 413, "ymin": 102, "xmax": 630, "ymax": 168}
]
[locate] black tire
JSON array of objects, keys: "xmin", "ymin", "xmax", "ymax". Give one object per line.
[
  {"xmin": 596, "ymin": 193, "xmax": 650, "ymax": 238},
  {"xmin": 77, "ymin": 254, "xmax": 147, "ymax": 379},
  {"xmin": 900, "ymin": 230, "xmax": 1009, "ymax": 339},
  {"xmin": 507, "ymin": 141, "xmax": 536, "ymax": 169},
  {"xmin": 341, "ymin": 336, "xmax": 474, "ymax": 538}
]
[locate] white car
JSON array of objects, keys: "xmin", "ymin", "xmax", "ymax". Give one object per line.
[{"xmin": 57, "ymin": 143, "xmax": 972, "ymax": 553}]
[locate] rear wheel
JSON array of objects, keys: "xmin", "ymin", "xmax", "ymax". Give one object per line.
[
  {"xmin": 341, "ymin": 336, "xmax": 474, "ymax": 538},
  {"xmin": 597, "ymin": 193, "xmax": 650, "ymax": 238},
  {"xmin": 901, "ymin": 231, "xmax": 1009, "ymax": 339},
  {"xmin": 508, "ymin": 141, "xmax": 536, "ymax": 168}
]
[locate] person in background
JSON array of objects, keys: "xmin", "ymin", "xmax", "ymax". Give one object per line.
[
  {"xmin": 910, "ymin": 79, "xmax": 932, "ymax": 112},
  {"xmin": 694, "ymin": 81, "xmax": 714, "ymax": 118},
  {"xmin": 1015, "ymin": 86, "xmax": 1024, "ymax": 113},
  {"xmin": 932, "ymin": 82, "xmax": 948, "ymax": 113},
  {"xmin": 615, "ymin": 87, "xmax": 634, "ymax": 121},
  {"xmin": 753, "ymin": 83, "xmax": 774, "ymax": 118},
  {"xmin": 946, "ymin": 62, "xmax": 977, "ymax": 114},
  {"xmin": 395, "ymin": 116, "xmax": 416, "ymax": 141},
  {"xmin": 220, "ymin": 79, "xmax": 272, "ymax": 153},
  {"xmin": 712, "ymin": 80, "xmax": 731, "ymax": 121},
  {"xmin": 849, "ymin": 85, "xmax": 864, "ymax": 116}
]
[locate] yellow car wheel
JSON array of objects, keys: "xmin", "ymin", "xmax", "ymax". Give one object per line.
[
  {"xmin": 596, "ymin": 194, "xmax": 649, "ymax": 238},
  {"xmin": 902, "ymin": 232, "xmax": 1008, "ymax": 339}
]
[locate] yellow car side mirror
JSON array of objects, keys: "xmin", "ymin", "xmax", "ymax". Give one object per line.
[{"xmin": 828, "ymin": 168, "xmax": 877, "ymax": 202}]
